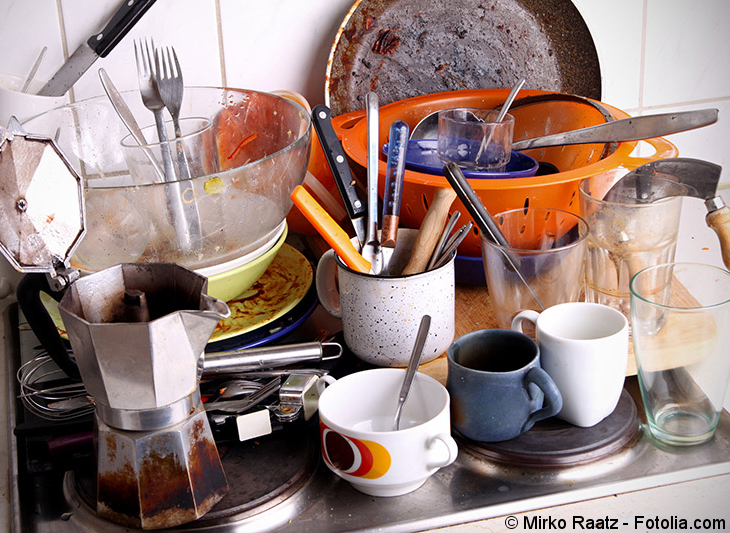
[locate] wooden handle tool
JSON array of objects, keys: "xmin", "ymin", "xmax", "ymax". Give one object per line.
[
  {"xmin": 706, "ymin": 197, "xmax": 730, "ymax": 270},
  {"xmin": 401, "ymin": 187, "xmax": 457, "ymax": 275}
]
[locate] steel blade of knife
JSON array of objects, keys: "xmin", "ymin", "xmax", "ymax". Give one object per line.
[
  {"xmin": 603, "ymin": 158, "xmax": 722, "ymax": 204},
  {"xmin": 37, "ymin": 0, "xmax": 157, "ymax": 96},
  {"xmin": 311, "ymin": 104, "xmax": 367, "ymax": 246}
]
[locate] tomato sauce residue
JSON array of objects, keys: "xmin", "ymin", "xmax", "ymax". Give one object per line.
[{"xmin": 211, "ymin": 245, "xmax": 312, "ymax": 340}]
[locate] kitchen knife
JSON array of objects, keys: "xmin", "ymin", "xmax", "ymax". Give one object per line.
[
  {"xmin": 37, "ymin": 0, "xmax": 157, "ymax": 96},
  {"xmin": 381, "ymin": 120, "xmax": 409, "ymax": 273},
  {"xmin": 512, "ymin": 108, "xmax": 718, "ymax": 151},
  {"xmin": 311, "ymin": 104, "xmax": 367, "ymax": 247},
  {"xmin": 290, "ymin": 185, "xmax": 372, "ymax": 274},
  {"xmin": 604, "ymin": 157, "xmax": 730, "ymax": 269}
]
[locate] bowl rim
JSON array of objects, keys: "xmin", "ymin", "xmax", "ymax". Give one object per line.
[
  {"xmin": 197, "ymin": 220, "xmax": 287, "ymax": 278},
  {"xmin": 23, "ymin": 86, "xmax": 313, "ymax": 190}
]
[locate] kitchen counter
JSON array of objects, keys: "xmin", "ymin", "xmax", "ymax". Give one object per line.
[{"xmin": 2, "ymin": 200, "xmax": 730, "ymax": 531}]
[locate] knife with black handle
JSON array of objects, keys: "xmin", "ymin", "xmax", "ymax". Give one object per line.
[
  {"xmin": 38, "ymin": 0, "xmax": 157, "ymax": 96},
  {"xmin": 311, "ymin": 104, "xmax": 367, "ymax": 247}
]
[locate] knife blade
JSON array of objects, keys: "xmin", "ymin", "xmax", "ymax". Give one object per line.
[
  {"xmin": 98, "ymin": 68, "xmax": 164, "ymax": 183},
  {"xmin": 512, "ymin": 108, "xmax": 718, "ymax": 151},
  {"xmin": 311, "ymin": 104, "xmax": 367, "ymax": 247},
  {"xmin": 38, "ymin": 0, "xmax": 157, "ymax": 96}
]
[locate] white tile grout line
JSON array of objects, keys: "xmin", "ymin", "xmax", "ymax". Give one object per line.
[{"xmin": 637, "ymin": 0, "xmax": 648, "ymax": 113}]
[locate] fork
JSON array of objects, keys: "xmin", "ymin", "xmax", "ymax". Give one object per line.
[
  {"xmin": 154, "ymin": 46, "xmax": 192, "ymax": 182},
  {"xmin": 134, "ymin": 38, "xmax": 202, "ymax": 253},
  {"xmin": 134, "ymin": 38, "xmax": 176, "ymax": 182}
]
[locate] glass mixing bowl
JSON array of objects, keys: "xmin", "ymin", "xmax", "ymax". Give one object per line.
[{"xmin": 22, "ymin": 87, "xmax": 311, "ymax": 272}]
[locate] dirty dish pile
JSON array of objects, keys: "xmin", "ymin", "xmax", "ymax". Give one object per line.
[{"xmin": 21, "ymin": 87, "xmax": 311, "ymax": 274}]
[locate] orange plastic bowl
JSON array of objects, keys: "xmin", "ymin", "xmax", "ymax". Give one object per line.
[{"xmin": 332, "ymin": 89, "xmax": 677, "ymax": 256}]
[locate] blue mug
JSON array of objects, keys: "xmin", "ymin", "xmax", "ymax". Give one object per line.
[{"xmin": 446, "ymin": 329, "xmax": 562, "ymax": 442}]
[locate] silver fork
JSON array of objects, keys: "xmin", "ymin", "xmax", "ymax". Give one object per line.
[
  {"xmin": 154, "ymin": 46, "xmax": 192, "ymax": 182},
  {"xmin": 134, "ymin": 38, "xmax": 176, "ymax": 181},
  {"xmin": 134, "ymin": 38, "xmax": 202, "ymax": 253}
]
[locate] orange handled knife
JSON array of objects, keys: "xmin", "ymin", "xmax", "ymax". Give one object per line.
[{"xmin": 291, "ymin": 185, "xmax": 372, "ymax": 274}]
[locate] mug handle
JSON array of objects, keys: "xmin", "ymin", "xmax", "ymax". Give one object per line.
[
  {"xmin": 522, "ymin": 367, "xmax": 563, "ymax": 432},
  {"xmin": 315, "ymin": 249, "xmax": 342, "ymax": 318},
  {"xmin": 426, "ymin": 433, "xmax": 459, "ymax": 470},
  {"xmin": 511, "ymin": 309, "xmax": 540, "ymax": 333},
  {"xmin": 316, "ymin": 374, "xmax": 336, "ymax": 396}
]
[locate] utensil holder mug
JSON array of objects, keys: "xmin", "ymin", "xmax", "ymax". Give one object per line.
[{"xmin": 316, "ymin": 228, "xmax": 455, "ymax": 367}]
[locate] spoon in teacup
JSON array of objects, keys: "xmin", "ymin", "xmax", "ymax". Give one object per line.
[{"xmin": 393, "ymin": 314, "xmax": 431, "ymax": 430}]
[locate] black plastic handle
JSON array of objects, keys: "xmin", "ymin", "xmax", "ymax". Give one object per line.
[
  {"xmin": 16, "ymin": 274, "xmax": 80, "ymax": 379},
  {"xmin": 88, "ymin": 0, "xmax": 157, "ymax": 57},
  {"xmin": 311, "ymin": 104, "xmax": 367, "ymax": 221}
]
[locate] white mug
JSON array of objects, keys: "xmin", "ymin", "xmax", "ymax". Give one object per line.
[
  {"xmin": 0, "ymin": 73, "xmax": 67, "ymax": 127},
  {"xmin": 512, "ymin": 302, "xmax": 629, "ymax": 427},
  {"xmin": 316, "ymin": 228, "xmax": 455, "ymax": 367},
  {"xmin": 318, "ymin": 368, "xmax": 458, "ymax": 497}
]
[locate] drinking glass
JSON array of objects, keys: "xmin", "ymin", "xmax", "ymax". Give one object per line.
[
  {"xmin": 631, "ymin": 262, "xmax": 730, "ymax": 446},
  {"xmin": 437, "ymin": 108, "xmax": 513, "ymax": 171},
  {"xmin": 481, "ymin": 207, "xmax": 588, "ymax": 329}
]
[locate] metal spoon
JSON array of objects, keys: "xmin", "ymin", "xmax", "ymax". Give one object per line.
[
  {"xmin": 393, "ymin": 314, "xmax": 431, "ymax": 430},
  {"xmin": 411, "ymin": 79, "xmax": 524, "ymax": 140}
]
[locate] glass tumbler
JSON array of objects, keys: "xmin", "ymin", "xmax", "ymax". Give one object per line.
[
  {"xmin": 579, "ymin": 174, "xmax": 683, "ymax": 322},
  {"xmin": 437, "ymin": 108, "xmax": 514, "ymax": 171},
  {"xmin": 481, "ymin": 207, "xmax": 589, "ymax": 330},
  {"xmin": 631, "ymin": 262, "xmax": 730, "ymax": 446}
]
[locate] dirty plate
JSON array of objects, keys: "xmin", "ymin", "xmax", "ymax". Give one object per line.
[
  {"xmin": 325, "ymin": 0, "xmax": 601, "ymax": 115},
  {"xmin": 208, "ymin": 244, "xmax": 313, "ymax": 342}
]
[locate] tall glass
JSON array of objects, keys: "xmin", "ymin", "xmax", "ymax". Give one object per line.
[
  {"xmin": 481, "ymin": 207, "xmax": 588, "ymax": 330},
  {"xmin": 579, "ymin": 174, "xmax": 682, "ymax": 321},
  {"xmin": 631, "ymin": 263, "xmax": 730, "ymax": 446}
]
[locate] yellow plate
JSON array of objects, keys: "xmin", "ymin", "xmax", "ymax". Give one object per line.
[
  {"xmin": 42, "ymin": 243, "xmax": 313, "ymax": 343},
  {"xmin": 210, "ymin": 243, "xmax": 312, "ymax": 342}
]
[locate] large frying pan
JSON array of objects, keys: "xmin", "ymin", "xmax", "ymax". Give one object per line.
[{"xmin": 325, "ymin": 0, "xmax": 601, "ymax": 116}]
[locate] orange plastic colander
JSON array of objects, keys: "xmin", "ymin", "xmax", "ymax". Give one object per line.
[{"xmin": 330, "ymin": 89, "xmax": 677, "ymax": 257}]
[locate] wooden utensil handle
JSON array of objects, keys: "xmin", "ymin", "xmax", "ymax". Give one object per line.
[
  {"xmin": 706, "ymin": 204, "xmax": 730, "ymax": 270},
  {"xmin": 401, "ymin": 188, "xmax": 457, "ymax": 275}
]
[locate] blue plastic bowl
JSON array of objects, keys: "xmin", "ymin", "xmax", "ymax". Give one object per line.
[{"xmin": 383, "ymin": 139, "xmax": 539, "ymax": 179}]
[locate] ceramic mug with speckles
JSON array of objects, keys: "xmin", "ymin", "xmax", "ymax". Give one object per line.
[{"xmin": 316, "ymin": 228, "xmax": 455, "ymax": 367}]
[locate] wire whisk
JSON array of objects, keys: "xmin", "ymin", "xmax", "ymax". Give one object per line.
[{"xmin": 17, "ymin": 351, "xmax": 93, "ymax": 421}]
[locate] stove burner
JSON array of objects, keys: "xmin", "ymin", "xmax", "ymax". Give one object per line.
[
  {"xmin": 72, "ymin": 425, "xmax": 319, "ymax": 529},
  {"xmin": 460, "ymin": 388, "xmax": 640, "ymax": 466}
]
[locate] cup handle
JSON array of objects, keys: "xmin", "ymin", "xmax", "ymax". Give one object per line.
[
  {"xmin": 316, "ymin": 374, "xmax": 336, "ymax": 396},
  {"xmin": 522, "ymin": 367, "xmax": 563, "ymax": 432},
  {"xmin": 426, "ymin": 433, "xmax": 459, "ymax": 469},
  {"xmin": 315, "ymin": 249, "xmax": 342, "ymax": 318},
  {"xmin": 511, "ymin": 309, "xmax": 540, "ymax": 333}
]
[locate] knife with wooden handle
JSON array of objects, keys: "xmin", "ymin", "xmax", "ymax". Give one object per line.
[
  {"xmin": 706, "ymin": 197, "xmax": 730, "ymax": 270},
  {"xmin": 401, "ymin": 187, "xmax": 457, "ymax": 275}
]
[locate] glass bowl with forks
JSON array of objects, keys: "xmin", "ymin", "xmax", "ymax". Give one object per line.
[{"xmin": 22, "ymin": 86, "xmax": 311, "ymax": 273}]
